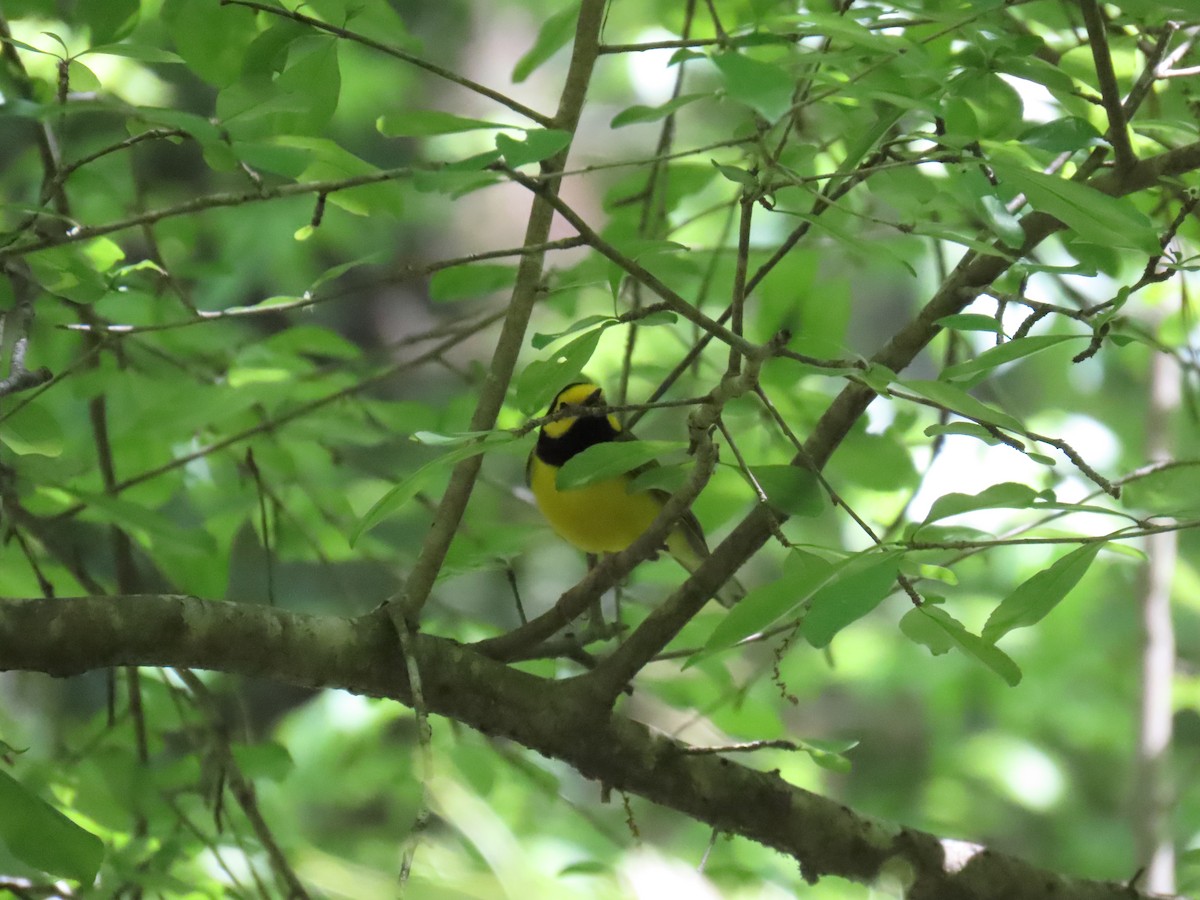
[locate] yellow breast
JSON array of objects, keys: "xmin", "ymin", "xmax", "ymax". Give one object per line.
[{"xmin": 528, "ymin": 454, "xmax": 664, "ymax": 554}]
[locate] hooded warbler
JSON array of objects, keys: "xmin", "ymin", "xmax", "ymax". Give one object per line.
[{"xmin": 527, "ymin": 382, "xmax": 741, "ymax": 607}]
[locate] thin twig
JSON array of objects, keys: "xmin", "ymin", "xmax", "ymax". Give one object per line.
[
  {"xmin": 0, "ymin": 163, "xmax": 422, "ymax": 260},
  {"xmin": 219, "ymin": 0, "xmax": 552, "ymax": 127},
  {"xmin": 1080, "ymin": 0, "xmax": 1136, "ymax": 171}
]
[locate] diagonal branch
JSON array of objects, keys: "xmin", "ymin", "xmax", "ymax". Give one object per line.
[{"xmin": 395, "ymin": 0, "xmax": 608, "ymax": 623}]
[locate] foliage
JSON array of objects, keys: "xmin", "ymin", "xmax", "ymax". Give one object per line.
[{"xmin": 1, "ymin": 0, "xmax": 1200, "ymax": 896}]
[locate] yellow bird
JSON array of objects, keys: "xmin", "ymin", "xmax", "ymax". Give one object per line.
[{"xmin": 526, "ymin": 382, "xmax": 740, "ymax": 607}]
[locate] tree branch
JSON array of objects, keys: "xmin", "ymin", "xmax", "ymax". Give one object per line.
[
  {"xmin": 1079, "ymin": 0, "xmax": 1136, "ymax": 171},
  {"xmin": 0, "ymin": 594, "xmax": 1178, "ymax": 900}
]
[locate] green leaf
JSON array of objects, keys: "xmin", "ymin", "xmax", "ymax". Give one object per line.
[
  {"xmin": 696, "ymin": 550, "xmax": 839, "ymax": 658},
  {"xmin": 495, "ymin": 129, "xmax": 571, "ymax": 167},
  {"xmin": 231, "ymin": 140, "xmax": 312, "ymax": 177},
  {"xmin": 977, "ymin": 192, "xmax": 1026, "ymax": 248},
  {"xmin": 1121, "ymin": 463, "xmax": 1200, "ymax": 516},
  {"xmin": 377, "ymin": 110, "xmax": 506, "ymax": 137},
  {"xmin": 712, "ymin": 50, "xmax": 795, "ymax": 120},
  {"xmin": 556, "ymin": 440, "xmax": 685, "ymax": 490},
  {"xmin": 514, "ymin": 329, "xmax": 603, "ymax": 414},
  {"xmin": 712, "ymin": 160, "xmax": 758, "ymax": 187},
  {"xmin": 1018, "ymin": 117, "xmax": 1106, "ymax": 153},
  {"xmin": 85, "ymin": 42, "xmax": 182, "ymax": 63},
  {"xmin": 133, "ymin": 107, "xmax": 225, "ymax": 147},
  {"xmin": 982, "ymin": 543, "xmax": 1103, "ymax": 643},
  {"xmin": 936, "ymin": 313, "xmax": 1004, "ymax": 334},
  {"xmin": 531, "ymin": 315, "xmax": 615, "ymax": 350},
  {"xmin": 512, "ymin": 5, "xmax": 577, "ymax": 82},
  {"xmin": 941, "ymin": 335, "xmax": 1078, "ymax": 382},
  {"xmin": 858, "ymin": 363, "xmax": 897, "ymax": 394},
  {"xmin": 560, "ymin": 860, "xmax": 610, "ymax": 876},
  {"xmin": 309, "ymin": 250, "xmax": 390, "ymax": 290},
  {"xmin": 923, "ymin": 482, "xmax": 1041, "ymax": 524},
  {"xmin": 748, "ymin": 465, "xmax": 824, "ymax": 516},
  {"xmin": 411, "ymin": 430, "xmax": 500, "ymax": 447},
  {"xmin": 429, "ymin": 264, "xmax": 518, "ymax": 302},
  {"xmin": 26, "ymin": 245, "xmax": 111, "ymax": 303},
  {"xmin": 899, "ymin": 379, "xmax": 1025, "ymax": 433},
  {"xmin": 899, "ymin": 606, "xmax": 954, "ymax": 655},
  {"xmin": 283, "ymin": 137, "xmax": 404, "ymax": 217},
  {"xmin": 611, "ymin": 94, "xmax": 705, "ymax": 128},
  {"xmin": 626, "ymin": 462, "xmax": 687, "ymax": 495},
  {"xmin": 635, "ymin": 309, "xmax": 678, "ymax": 328},
  {"xmin": 799, "ymin": 737, "xmax": 859, "ymax": 772},
  {"xmin": 231, "ymin": 742, "xmax": 294, "ymax": 781},
  {"xmin": 81, "ymin": 0, "xmax": 139, "ymax": 43},
  {"xmin": 991, "ymin": 162, "xmax": 1160, "ymax": 254},
  {"xmin": 917, "ymin": 606, "xmax": 1023, "ymax": 685},
  {"xmin": 802, "ymin": 553, "xmax": 901, "ymax": 648},
  {"xmin": 604, "ymin": 239, "xmax": 691, "ymax": 297},
  {"xmin": 923, "ymin": 422, "xmax": 1024, "ymax": 449},
  {"xmin": 163, "ymin": 0, "xmax": 258, "ymax": 87},
  {"xmin": 0, "ymin": 768, "xmax": 104, "ymax": 882},
  {"xmin": 829, "ymin": 429, "xmax": 918, "ymax": 492},
  {"xmin": 351, "ymin": 434, "xmax": 516, "ymax": 544},
  {"xmin": 0, "ymin": 404, "xmax": 64, "ymax": 457}
]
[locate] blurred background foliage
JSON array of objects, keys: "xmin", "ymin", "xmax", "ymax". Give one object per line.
[{"xmin": 2, "ymin": 0, "xmax": 1200, "ymax": 896}]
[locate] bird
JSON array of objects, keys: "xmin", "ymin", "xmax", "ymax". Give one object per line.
[{"xmin": 526, "ymin": 381, "xmax": 741, "ymax": 607}]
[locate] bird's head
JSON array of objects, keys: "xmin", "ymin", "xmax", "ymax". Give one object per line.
[{"xmin": 541, "ymin": 382, "xmax": 619, "ymax": 438}]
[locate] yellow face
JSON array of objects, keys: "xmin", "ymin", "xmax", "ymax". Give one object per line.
[{"xmin": 542, "ymin": 382, "xmax": 620, "ymax": 438}]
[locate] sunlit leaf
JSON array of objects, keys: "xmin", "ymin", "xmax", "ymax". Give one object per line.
[
  {"xmin": 992, "ymin": 162, "xmax": 1160, "ymax": 253},
  {"xmin": 940, "ymin": 335, "xmax": 1079, "ymax": 383},
  {"xmin": 936, "ymin": 314, "xmax": 1005, "ymax": 334},
  {"xmin": 496, "ymin": 129, "xmax": 571, "ymax": 167},
  {"xmin": 0, "ymin": 769, "xmax": 104, "ymax": 882},
  {"xmin": 982, "ymin": 543, "xmax": 1104, "ymax": 643},
  {"xmin": 922, "ymin": 482, "xmax": 1041, "ymax": 524},
  {"xmin": 0, "ymin": 404, "xmax": 64, "ymax": 457},
  {"xmin": 611, "ymin": 93, "xmax": 706, "ymax": 128},
  {"xmin": 712, "ymin": 50, "xmax": 796, "ymax": 120},
  {"xmin": 1121, "ymin": 463, "xmax": 1200, "ymax": 516},
  {"xmin": 377, "ymin": 110, "xmax": 506, "ymax": 137},
  {"xmin": 802, "ymin": 553, "xmax": 901, "ymax": 648},
  {"xmin": 696, "ymin": 550, "xmax": 840, "ymax": 659},
  {"xmin": 532, "ymin": 315, "xmax": 615, "ymax": 350},
  {"xmin": 514, "ymin": 329, "xmax": 604, "ymax": 414},
  {"xmin": 899, "ymin": 379, "xmax": 1025, "ymax": 433},
  {"xmin": 556, "ymin": 440, "xmax": 685, "ymax": 490},
  {"xmin": 512, "ymin": 5, "xmax": 577, "ymax": 82},
  {"xmin": 917, "ymin": 606, "xmax": 1023, "ymax": 685}
]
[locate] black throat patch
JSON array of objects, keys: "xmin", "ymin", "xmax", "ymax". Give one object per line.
[{"xmin": 536, "ymin": 413, "xmax": 619, "ymax": 467}]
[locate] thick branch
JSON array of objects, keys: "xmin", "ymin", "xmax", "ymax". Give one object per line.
[{"xmin": 0, "ymin": 594, "xmax": 1175, "ymax": 900}]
